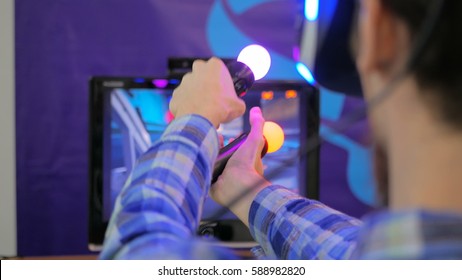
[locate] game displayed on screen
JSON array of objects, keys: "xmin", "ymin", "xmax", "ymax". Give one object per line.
[{"xmin": 102, "ymin": 85, "xmax": 309, "ymax": 222}]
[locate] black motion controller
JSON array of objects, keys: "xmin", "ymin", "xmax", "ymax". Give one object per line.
[{"xmin": 211, "ymin": 61, "xmax": 267, "ymax": 183}]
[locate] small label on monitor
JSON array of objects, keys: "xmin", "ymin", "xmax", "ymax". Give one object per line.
[{"xmin": 103, "ymin": 81, "xmax": 125, "ymax": 88}]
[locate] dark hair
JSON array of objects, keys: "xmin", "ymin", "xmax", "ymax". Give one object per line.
[{"xmin": 381, "ymin": 0, "xmax": 462, "ymax": 129}]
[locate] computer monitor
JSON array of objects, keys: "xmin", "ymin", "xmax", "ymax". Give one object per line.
[{"xmin": 88, "ymin": 77, "xmax": 319, "ymax": 250}]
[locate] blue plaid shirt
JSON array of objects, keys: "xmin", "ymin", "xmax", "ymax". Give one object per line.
[{"xmin": 100, "ymin": 115, "xmax": 462, "ymax": 260}]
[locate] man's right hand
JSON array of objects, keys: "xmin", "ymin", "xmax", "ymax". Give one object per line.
[
  {"xmin": 210, "ymin": 107, "xmax": 272, "ymax": 226},
  {"xmin": 169, "ymin": 57, "xmax": 246, "ymax": 128}
]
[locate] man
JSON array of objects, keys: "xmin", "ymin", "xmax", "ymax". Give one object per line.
[{"xmin": 100, "ymin": 0, "xmax": 462, "ymax": 259}]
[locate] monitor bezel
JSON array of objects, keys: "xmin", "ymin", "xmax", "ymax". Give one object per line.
[{"xmin": 88, "ymin": 77, "xmax": 320, "ymax": 249}]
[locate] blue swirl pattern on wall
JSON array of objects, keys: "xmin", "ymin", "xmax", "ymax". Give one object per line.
[
  {"xmin": 320, "ymin": 124, "xmax": 376, "ymax": 205},
  {"xmin": 227, "ymin": 0, "xmax": 274, "ymax": 15},
  {"xmin": 320, "ymin": 88, "xmax": 376, "ymax": 206},
  {"xmin": 206, "ymin": 0, "xmax": 300, "ymax": 80}
]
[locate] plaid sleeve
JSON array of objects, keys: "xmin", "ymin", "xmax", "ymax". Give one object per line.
[
  {"xmin": 99, "ymin": 115, "xmax": 235, "ymax": 259},
  {"xmin": 249, "ymin": 185, "xmax": 362, "ymax": 260}
]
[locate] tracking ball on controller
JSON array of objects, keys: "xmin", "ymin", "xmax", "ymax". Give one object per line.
[
  {"xmin": 238, "ymin": 44, "xmax": 271, "ymax": 81},
  {"xmin": 227, "ymin": 44, "xmax": 272, "ymax": 97},
  {"xmin": 263, "ymin": 121, "xmax": 284, "ymax": 153}
]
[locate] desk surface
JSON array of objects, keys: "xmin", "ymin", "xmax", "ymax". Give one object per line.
[
  {"xmin": 12, "ymin": 255, "xmax": 98, "ymax": 260},
  {"xmin": 10, "ymin": 249, "xmax": 253, "ymax": 260}
]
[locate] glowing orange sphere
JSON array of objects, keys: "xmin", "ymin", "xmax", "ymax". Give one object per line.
[{"xmin": 263, "ymin": 121, "xmax": 284, "ymax": 153}]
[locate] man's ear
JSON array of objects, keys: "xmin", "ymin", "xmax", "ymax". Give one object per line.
[{"xmin": 357, "ymin": 0, "xmax": 399, "ymax": 75}]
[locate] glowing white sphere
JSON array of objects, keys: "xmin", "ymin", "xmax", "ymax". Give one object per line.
[{"xmin": 237, "ymin": 44, "xmax": 271, "ymax": 80}]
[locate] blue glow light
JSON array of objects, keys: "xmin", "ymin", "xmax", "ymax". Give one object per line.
[
  {"xmin": 296, "ymin": 62, "xmax": 316, "ymax": 85},
  {"xmin": 134, "ymin": 78, "xmax": 145, "ymax": 83},
  {"xmin": 304, "ymin": 0, "xmax": 319, "ymax": 21}
]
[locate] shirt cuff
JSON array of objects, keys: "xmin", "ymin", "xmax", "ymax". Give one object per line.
[{"xmin": 248, "ymin": 185, "xmax": 306, "ymax": 251}]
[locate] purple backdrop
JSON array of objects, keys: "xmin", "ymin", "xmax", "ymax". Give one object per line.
[{"xmin": 16, "ymin": 0, "xmax": 373, "ymax": 256}]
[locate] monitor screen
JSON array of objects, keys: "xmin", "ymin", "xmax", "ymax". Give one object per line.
[{"xmin": 89, "ymin": 77, "xmax": 319, "ymax": 249}]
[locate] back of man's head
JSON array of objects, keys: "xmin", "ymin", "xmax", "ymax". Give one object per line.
[{"xmin": 382, "ymin": 0, "xmax": 462, "ymax": 130}]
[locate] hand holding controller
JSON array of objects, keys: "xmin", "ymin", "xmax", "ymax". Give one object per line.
[
  {"xmin": 211, "ymin": 61, "xmax": 262, "ymax": 183},
  {"xmin": 212, "ymin": 133, "xmax": 268, "ymax": 184},
  {"xmin": 169, "ymin": 58, "xmax": 246, "ymax": 128}
]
